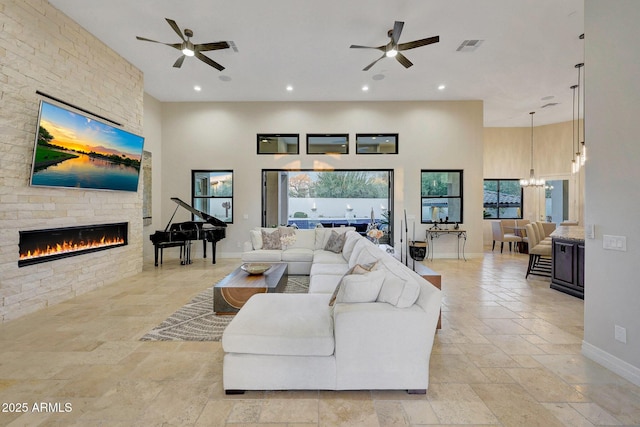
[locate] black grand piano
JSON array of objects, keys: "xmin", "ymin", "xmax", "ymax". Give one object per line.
[{"xmin": 150, "ymin": 197, "xmax": 227, "ymax": 266}]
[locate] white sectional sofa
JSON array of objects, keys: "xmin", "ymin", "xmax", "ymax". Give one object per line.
[{"xmin": 223, "ymin": 227, "xmax": 442, "ymax": 393}]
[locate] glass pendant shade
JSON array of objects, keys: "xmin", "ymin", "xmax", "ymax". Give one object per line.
[{"xmin": 521, "ymin": 112, "xmax": 544, "ymax": 187}]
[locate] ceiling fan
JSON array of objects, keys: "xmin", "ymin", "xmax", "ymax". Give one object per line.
[
  {"xmin": 350, "ymin": 21, "xmax": 439, "ymax": 71},
  {"xmin": 136, "ymin": 18, "xmax": 230, "ymax": 71}
]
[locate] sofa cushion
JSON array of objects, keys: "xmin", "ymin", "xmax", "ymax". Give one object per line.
[
  {"xmin": 336, "ymin": 269, "xmax": 385, "ymax": 304},
  {"xmin": 262, "ymin": 229, "xmax": 282, "ymax": 250},
  {"xmin": 222, "ymin": 293, "xmax": 334, "ymax": 357},
  {"xmin": 348, "ymin": 239, "xmax": 374, "ymax": 268},
  {"xmin": 281, "ymin": 248, "xmax": 314, "ymax": 262},
  {"xmin": 341, "ymin": 231, "xmax": 361, "ymax": 261},
  {"xmin": 353, "ymin": 246, "xmax": 382, "ymax": 268},
  {"xmin": 324, "ymin": 230, "xmax": 346, "ymax": 253},
  {"xmin": 313, "ymin": 250, "xmax": 348, "ymax": 265},
  {"xmin": 241, "ymin": 249, "xmax": 282, "ymax": 263},
  {"xmin": 290, "ymin": 229, "xmax": 316, "ymax": 249},
  {"xmin": 310, "ymin": 263, "xmax": 351, "ymax": 277},
  {"xmin": 309, "ymin": 274, "xmax": 344, "ymax": 294}
]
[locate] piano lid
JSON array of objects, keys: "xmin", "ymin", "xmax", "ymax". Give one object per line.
[{"xmin": 171, "ymin": 197, "xmax": 227, "ymax": 228}]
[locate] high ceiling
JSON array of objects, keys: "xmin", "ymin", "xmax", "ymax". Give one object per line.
[{"xmin": 48, "ymin": 0, "xmax": 584, "ymax": 127}]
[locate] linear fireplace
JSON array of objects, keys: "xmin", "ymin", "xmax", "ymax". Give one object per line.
[{"xmin": 19, "ymin": 222, "xmax": 128, "ymax": 267}]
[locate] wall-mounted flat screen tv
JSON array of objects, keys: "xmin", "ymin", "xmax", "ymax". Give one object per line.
[{"xmin": 29, "ymin": 100, "xmax": 145, "ymax": 192}]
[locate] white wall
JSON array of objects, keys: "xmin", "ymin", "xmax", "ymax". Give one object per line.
[
  {"xmin": 582, "ymin": 0, "xmax": 640, "ymax": 386},
  {"xmin": 0, "ymin": 1, "xmax": 144, "ymax": 322},
  {"xmin": 157, "ymin": 101, "xmax": 484, "ymax": 259}
]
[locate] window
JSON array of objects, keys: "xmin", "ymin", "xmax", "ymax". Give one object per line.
[
  {"xmin": 306, "ymin": 134, "xmax": 349, "ymax": 154},
  {"xmin": 192, "ymin": 170, "xmax": 233, "ymax": 223},
  {"xmin": 483, "ymin": 179, "xmax": 522, "ymax": 219},
  {"xmin": 257, "ymin": 134, "xmax": 299, "ymax": 154},
  {"xmin": 356, "ymin": 133, "xmax": 398, "ymax": 154},
  {"xmin": 262, "ymin": 169, "xmax": 393, "ymax": 244},
  {"xmin": 421, "ymin": 170, "xmax": 463, "ymax": 224}
]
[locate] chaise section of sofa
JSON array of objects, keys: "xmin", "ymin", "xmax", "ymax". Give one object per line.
[{"xmin": 225, "ymin": 229, "xmax": 442, "ymax": 393}]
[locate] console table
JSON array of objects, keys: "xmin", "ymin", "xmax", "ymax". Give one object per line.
[{"xmin": 426, "ymin": 229, "xmax": 467, "ymax": 261}]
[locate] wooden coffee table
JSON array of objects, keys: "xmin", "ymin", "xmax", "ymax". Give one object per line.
[{"xmin": 214, "ymin": 262, "xmax": 288, "ymax": 314}]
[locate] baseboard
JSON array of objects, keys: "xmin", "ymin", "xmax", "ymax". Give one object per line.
[{"xmin": 582, "ymin": 340, "xmax": 640, "ymax": 387}]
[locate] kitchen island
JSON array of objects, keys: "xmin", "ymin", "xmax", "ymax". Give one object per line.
[{"xmin": 550, "ymin": 226, "xmax": 585, "ymax": 299}]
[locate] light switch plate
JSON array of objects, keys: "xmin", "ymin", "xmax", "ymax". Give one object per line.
[
  {"xmin": 585, "ymin": 224, "xmax": 595, "ymax": 239},
  {"xmin": 603, "ymin": 235, "xmax": 627, "ymax": 251}
]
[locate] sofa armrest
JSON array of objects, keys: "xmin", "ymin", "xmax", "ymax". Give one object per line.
[
  {"xmin": 333, "ymin": 302, "xmax": 436, "ymax": 389},
  {"xmin": 243, "ymin": 241, "xmax": 254, "ymax": 252}
]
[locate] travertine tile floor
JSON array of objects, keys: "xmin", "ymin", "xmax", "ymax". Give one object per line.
[{"xmin": 2, "ymin": 248, "xmax": 640, "ymax": 426}]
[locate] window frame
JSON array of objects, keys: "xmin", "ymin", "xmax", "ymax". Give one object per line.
[
  {"xmin": 420, "ymin": 169, "xmax": 464, "ymax": 224},
  {"xmin": 483, "ymin": 178, "xmax": 523, "ymax": 220},
  {"xmin": 256, "ymin": 134, "xmax": 300, "ymax": 155},
  {"xmin": 191, "ymin": 169, "xmax": 234, "ymax": 223},
  {"xmin": 355, "ymin": 133, "xmax": 398, "ymax": 154},
  {"xmin": 306, "ymin": 133, "xmax": 349, "ymax": 155}
]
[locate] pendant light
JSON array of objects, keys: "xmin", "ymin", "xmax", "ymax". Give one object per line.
[
  {"xmin": 571, "ymin": 84, "xmax": 579, "ymax": 174},
  {"xmin": 520, "ymin": 112, "xmax": 545, "ymax": 187},
  {"xmin": 575, "ymin": 63, "xmax": 584, "ymax": 170},
  {"xmin": 579, "ymin": 34, "xmax": 586, "ymax": 166}
]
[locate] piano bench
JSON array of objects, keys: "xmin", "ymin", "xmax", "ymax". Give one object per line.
[{"xmin": 155, "ymin": 241, "xmax": 187, "ymax": 266}]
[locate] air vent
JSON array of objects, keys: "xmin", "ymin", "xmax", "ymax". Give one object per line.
[
  {"xmin": 456, "ymin": 39, "xmax": 484, "ymax": 52},
  {"xmin": 541, "ymin": 102, "xmax": 559, "ymax": 108}
]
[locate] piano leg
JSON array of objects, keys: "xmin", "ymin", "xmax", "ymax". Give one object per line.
[
  {"xmin": 202, "ymin": 239, "xmax": 207, "ymax": 259},
  {"xmin": 154, "ymin": 246, "xmax": 160, "ymax": 266},
  {"xmin": 210, "ymin": 241, "xmax": 217, "ymax": 264}
]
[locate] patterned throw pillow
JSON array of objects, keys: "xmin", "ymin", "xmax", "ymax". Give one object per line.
[
  {"xmin": 261, "ymin": 229, "xmax": 281, "ymax": 250},
  {"xmin": 324, "ymin": 230, "xmax": 346, "ymax": 253}
]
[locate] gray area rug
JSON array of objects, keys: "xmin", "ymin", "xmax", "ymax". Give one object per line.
[{"xmin": 140, "ymin": 275, "xmax": 309, "ymax": 342}]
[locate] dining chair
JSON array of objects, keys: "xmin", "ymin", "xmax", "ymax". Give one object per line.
[
  {"xmin": 525, "ymin": 223, "xmax": 552, "ymax": 278},
  {"xmin": 491, "ymin": 221, "xmax": 521, "ymax": 253}
]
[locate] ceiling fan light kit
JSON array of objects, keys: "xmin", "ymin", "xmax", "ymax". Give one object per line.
[{"xmin": 350, "ymin": 20, "xmax": 439, "ymax": 71}]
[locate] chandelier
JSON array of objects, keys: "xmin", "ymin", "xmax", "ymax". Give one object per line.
[{"xmin": 520, "ymin": 112, "xmax": 545, "ymax": 187}]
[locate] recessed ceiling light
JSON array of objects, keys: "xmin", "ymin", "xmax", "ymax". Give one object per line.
[
  {"xmin": 438, "ymin": 84, "xmax": 446, "ymax": 90},
  {"xmin": 194, "ymin": 85, "xmax": 202, "ymax": 92},
  {"xmin": 286, "ymin": 85, "xmax": 293, "ymax": 92},
  {"xmin": 362, "ymin": 85, "xmax": 369, "ymax": 92}
]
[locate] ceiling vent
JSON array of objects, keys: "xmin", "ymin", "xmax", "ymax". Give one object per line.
[
  {"xmin": 541, "ymin": 102, "xmax": 559, "ymax": 108},
  {"xmin": 456, "ymin": 39, "xmax": 483, "ymax": 52}
]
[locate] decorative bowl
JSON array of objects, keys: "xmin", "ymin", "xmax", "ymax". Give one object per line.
[{"xmin": 240, "ymin": 263, "xmax": 272, "ymax": 275}]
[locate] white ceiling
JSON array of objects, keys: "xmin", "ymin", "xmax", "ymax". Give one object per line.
[{"xmin": 48, "ymin": 0, "xmax": 585, "ymax": 127}]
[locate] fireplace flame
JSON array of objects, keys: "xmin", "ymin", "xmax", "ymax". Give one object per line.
[{"xmin": 19, "ymin": 236, "xmax": 125, "ymax": 260}]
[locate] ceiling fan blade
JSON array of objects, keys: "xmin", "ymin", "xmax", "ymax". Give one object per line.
[
  {"xmin": 173, "ymin": 55, "xmax": 186, "ymax": 68},
  {"xmin": 195, "ymin": 41, "xmax": 230, "ymax": 52},
  {"xmin": 391, "ymin": 21, "xmax": 404, "ymax": 45},
  {"xmin": 165, "ymin": 18, "xmax": 186, "ymax": 41},
  {"xmin": 363, "ymin": 54, "xmax": 386, "ymax": 71},
  {"xmin": 350, "ymin": 44, "xmax": 386, "ymax": 51},
  {"xmin": 395, "ymin": 52, "xmax": 413, "ymax": 68},
  {"xmin": 398, "ymin": 35, "xmax": 440, "ymax": 51},
  {"xmin": 195, "ymin": 51, "xmax": 225, "ymax": 71},
  {"xmin": 136, "ymin": 36, "xmax": 182, "ymax": 50}
]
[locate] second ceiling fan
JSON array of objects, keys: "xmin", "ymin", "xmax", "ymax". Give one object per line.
[{"xmin": 350, "ymin": 21, "xmax": 439, "ymax": 71}]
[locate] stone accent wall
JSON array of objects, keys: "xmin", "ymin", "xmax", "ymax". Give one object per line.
[{"xmin": 0, "ymin": 1, "xmax": 144, "ymax": 322}]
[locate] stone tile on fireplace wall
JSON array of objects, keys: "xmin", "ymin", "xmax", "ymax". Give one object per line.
[{"xmin": 0, "ymin": 0, "xmax": 144, "ymax": 323}]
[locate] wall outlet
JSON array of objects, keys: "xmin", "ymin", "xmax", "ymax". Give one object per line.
[{"xmin": 615, "ymin": 325, "xmax": 627, "ymax": 343}]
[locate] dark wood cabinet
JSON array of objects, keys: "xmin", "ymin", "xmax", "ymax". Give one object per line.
[{"xmin": 551, "ymin": 237, "xmax": 584, "ymax": 299}]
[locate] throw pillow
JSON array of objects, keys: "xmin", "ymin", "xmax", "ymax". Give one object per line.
[
  {"xmin": 377, "ymin": 271, "xmax": 421, "ymax": 308},
  {"xmin": 328, "ymin": 261, "xmax": 377, "ymax": 306},
  {"xmin": 261, "ymin": 229, "xmax": 281, "ymax": 250},
  {"xmin": 336, "ymin": 269, "xmax": 386, "ymax": 303},
  {"xmin": 249, "ymin": 229, "xmax": 263, "ymax": 250},
  {"xmin": 324, "ymin": 230, "xmax": 346, "ymax": 253}
]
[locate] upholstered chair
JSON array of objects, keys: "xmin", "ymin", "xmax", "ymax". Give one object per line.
[
  {"xmin": 491, "ymin": 221, "xmax": 521, "ymax": 253},
  {"xmin": 525, "ymin": 223, "xmax": 552, "ymax": 278}
]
